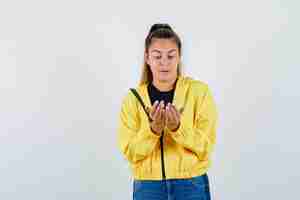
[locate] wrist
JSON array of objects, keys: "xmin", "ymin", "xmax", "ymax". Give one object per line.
[
  {"xmin": 170, "ymin": 123, "xmax": 180, "ymax": 132},
  {"xmin": 150, "ymin": 124, "xmax": 161, "ymax": 135}
]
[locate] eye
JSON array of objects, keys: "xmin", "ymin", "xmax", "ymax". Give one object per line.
[
  {"xmin": 154, "ymin": 56, "xmax": 161, "ymax": 59},
  {"xmin": 168, "ymin": 55, "xmax": 175, "ymax": 59}
]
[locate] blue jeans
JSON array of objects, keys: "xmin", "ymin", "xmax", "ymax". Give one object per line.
[{"xmin": 133, "ymin": 173, "xmax": 211, "ymax": 200}]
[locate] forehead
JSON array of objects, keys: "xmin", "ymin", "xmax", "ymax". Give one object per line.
[{"xmin": 148, "ymin": 38, "xmax": 178, "ymax": 53}]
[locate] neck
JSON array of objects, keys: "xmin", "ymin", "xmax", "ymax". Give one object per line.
[{"xmin": 152, "ymin": 78, "xmax": 177, "ymax": 92}]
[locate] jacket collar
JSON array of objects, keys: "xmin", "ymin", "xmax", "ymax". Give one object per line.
[{"xmin": 137, "ymin": 75, "xmax": 186, "ymax": 112}]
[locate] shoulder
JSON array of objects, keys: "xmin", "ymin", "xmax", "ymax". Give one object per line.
[
  {"xmin": 180, "ymin": 75, "xmax": 209, "ymax": 95},
  {"xmin": 120, "ymin": 88, "xmax": 139, "ymax": 110},
  {"xmin": 181, "ymin": 76, "xmax": 217, "ymax": 113},
  {"xmin": 121, "ymin": 82, "xmax": 148, "ymax": 105}
]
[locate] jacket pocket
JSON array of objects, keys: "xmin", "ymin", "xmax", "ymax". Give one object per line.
[{"xmin": 182, "ymin": 148, "xmax": 199, "ymax": 171}]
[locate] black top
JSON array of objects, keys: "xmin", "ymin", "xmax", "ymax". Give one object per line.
[
  {"xmin": 147, "ymin": 79, "xmax": 178, "ymax": 180},
  {"xmin": 147, "ymin": 79, "xmax": 177, "ymax": 105}
]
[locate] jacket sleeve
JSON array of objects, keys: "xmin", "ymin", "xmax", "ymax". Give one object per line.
[
  {"xmin": 168, "ymin": 84, "xmax": 218, "ymax": 161},
  {"xmin": 117, "ymin": 92, "xmax": 161, "ymax": 164}
]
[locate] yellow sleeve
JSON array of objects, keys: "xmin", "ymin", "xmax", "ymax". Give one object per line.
[
  {"xmin": 117, "ymin": 92, "xmax": 161, "ymax": 164},
  {"xmin": 168, "ymin": 84, "xmax": 218, "ymax": 161}
]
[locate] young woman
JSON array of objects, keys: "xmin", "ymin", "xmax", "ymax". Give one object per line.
[{"xmin": 118, "ymin": 23, "xmax": 218, "ymax": 200}]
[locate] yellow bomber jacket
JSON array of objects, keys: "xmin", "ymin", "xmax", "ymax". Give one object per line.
[{"xmin": 117, "ymin": 75, "xmax": 218, "ymax": 180}]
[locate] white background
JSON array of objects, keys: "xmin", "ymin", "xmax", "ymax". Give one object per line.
[{"xmin": 0, "ymin": 0, "xmax": 299, "ymax": 199}]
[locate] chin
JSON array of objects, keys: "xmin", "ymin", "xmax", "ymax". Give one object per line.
[
  {"xmin": 158, "ymin": 79, "xmax": 169, "ymax": 83},
  {"xmin": 158, "ymin": 77, "xmax": 173, "ymax": 83},
  {"xmin": 155, "ymin": 72, "xmax": 177, "ymax": 83}
]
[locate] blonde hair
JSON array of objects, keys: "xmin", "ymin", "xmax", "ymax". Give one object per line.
[{"xmin": 139, "ymin": 24, "xmax": 183, "ymax": 85}]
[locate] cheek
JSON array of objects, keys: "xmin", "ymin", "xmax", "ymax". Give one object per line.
[
  {"xmin": 171, "ymin": 60, "xmax": 179, "ymax": 69},
  {"xmin": 149, "ymin": 64, "xmax": 159, "ymax": 74}
]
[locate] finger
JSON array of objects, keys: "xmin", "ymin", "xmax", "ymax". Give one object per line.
[
  {"xmin": 158, "ymin": 101, "xmax": 165, "ymax": 121},
  {"xmin": 171, "ymin": 104, "xmax": 181, "ymax": 119},
  {"xmin": 163, "ymin": 108, "xmax": 167, "ymax": 125},
  {"xmin": 161, "ymin": 108, "xmax": 166, "ymax": 125},
  {"xmin": 150, "ymin": 101, "xmax": 158, "ymax": 119},
  {"xmin": 150, "ymin": 100, "xmax": 159, "ymax": 116},
  {"xmin": 166, "ymin": 103, "xmax": 176, "ymax": 123},
  {"xmin": 161, "ymin": 100, "xmax": 165, "ymax": 109},
  {"xmin": 165, "ymin": 103, "xmax": 171, "ymax": 124},
  {"xmin": 169, "ymin": 104, "xmax": 179, "ymax": 123},
  {"xmin": 155, "ymin": 101, "xmax": 163, "ymax": 121},
  {"xmin": 151, "ymin": 101, "xmax": 161, "ymax": 120}
]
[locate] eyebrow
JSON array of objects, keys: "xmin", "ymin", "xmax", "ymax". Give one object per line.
[{"xmin": 150, "ymin": 49, "xmax": 177, "ymax": 54}]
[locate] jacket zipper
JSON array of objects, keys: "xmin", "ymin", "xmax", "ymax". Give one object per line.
[{"xmin": 160, "ymin": 131, "xmax": 166, "ymax": 179}]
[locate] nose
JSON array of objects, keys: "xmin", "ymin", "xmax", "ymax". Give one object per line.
[{"xmin": 159, "ymin": 56, "xmax": 169, "ymax": 66}]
